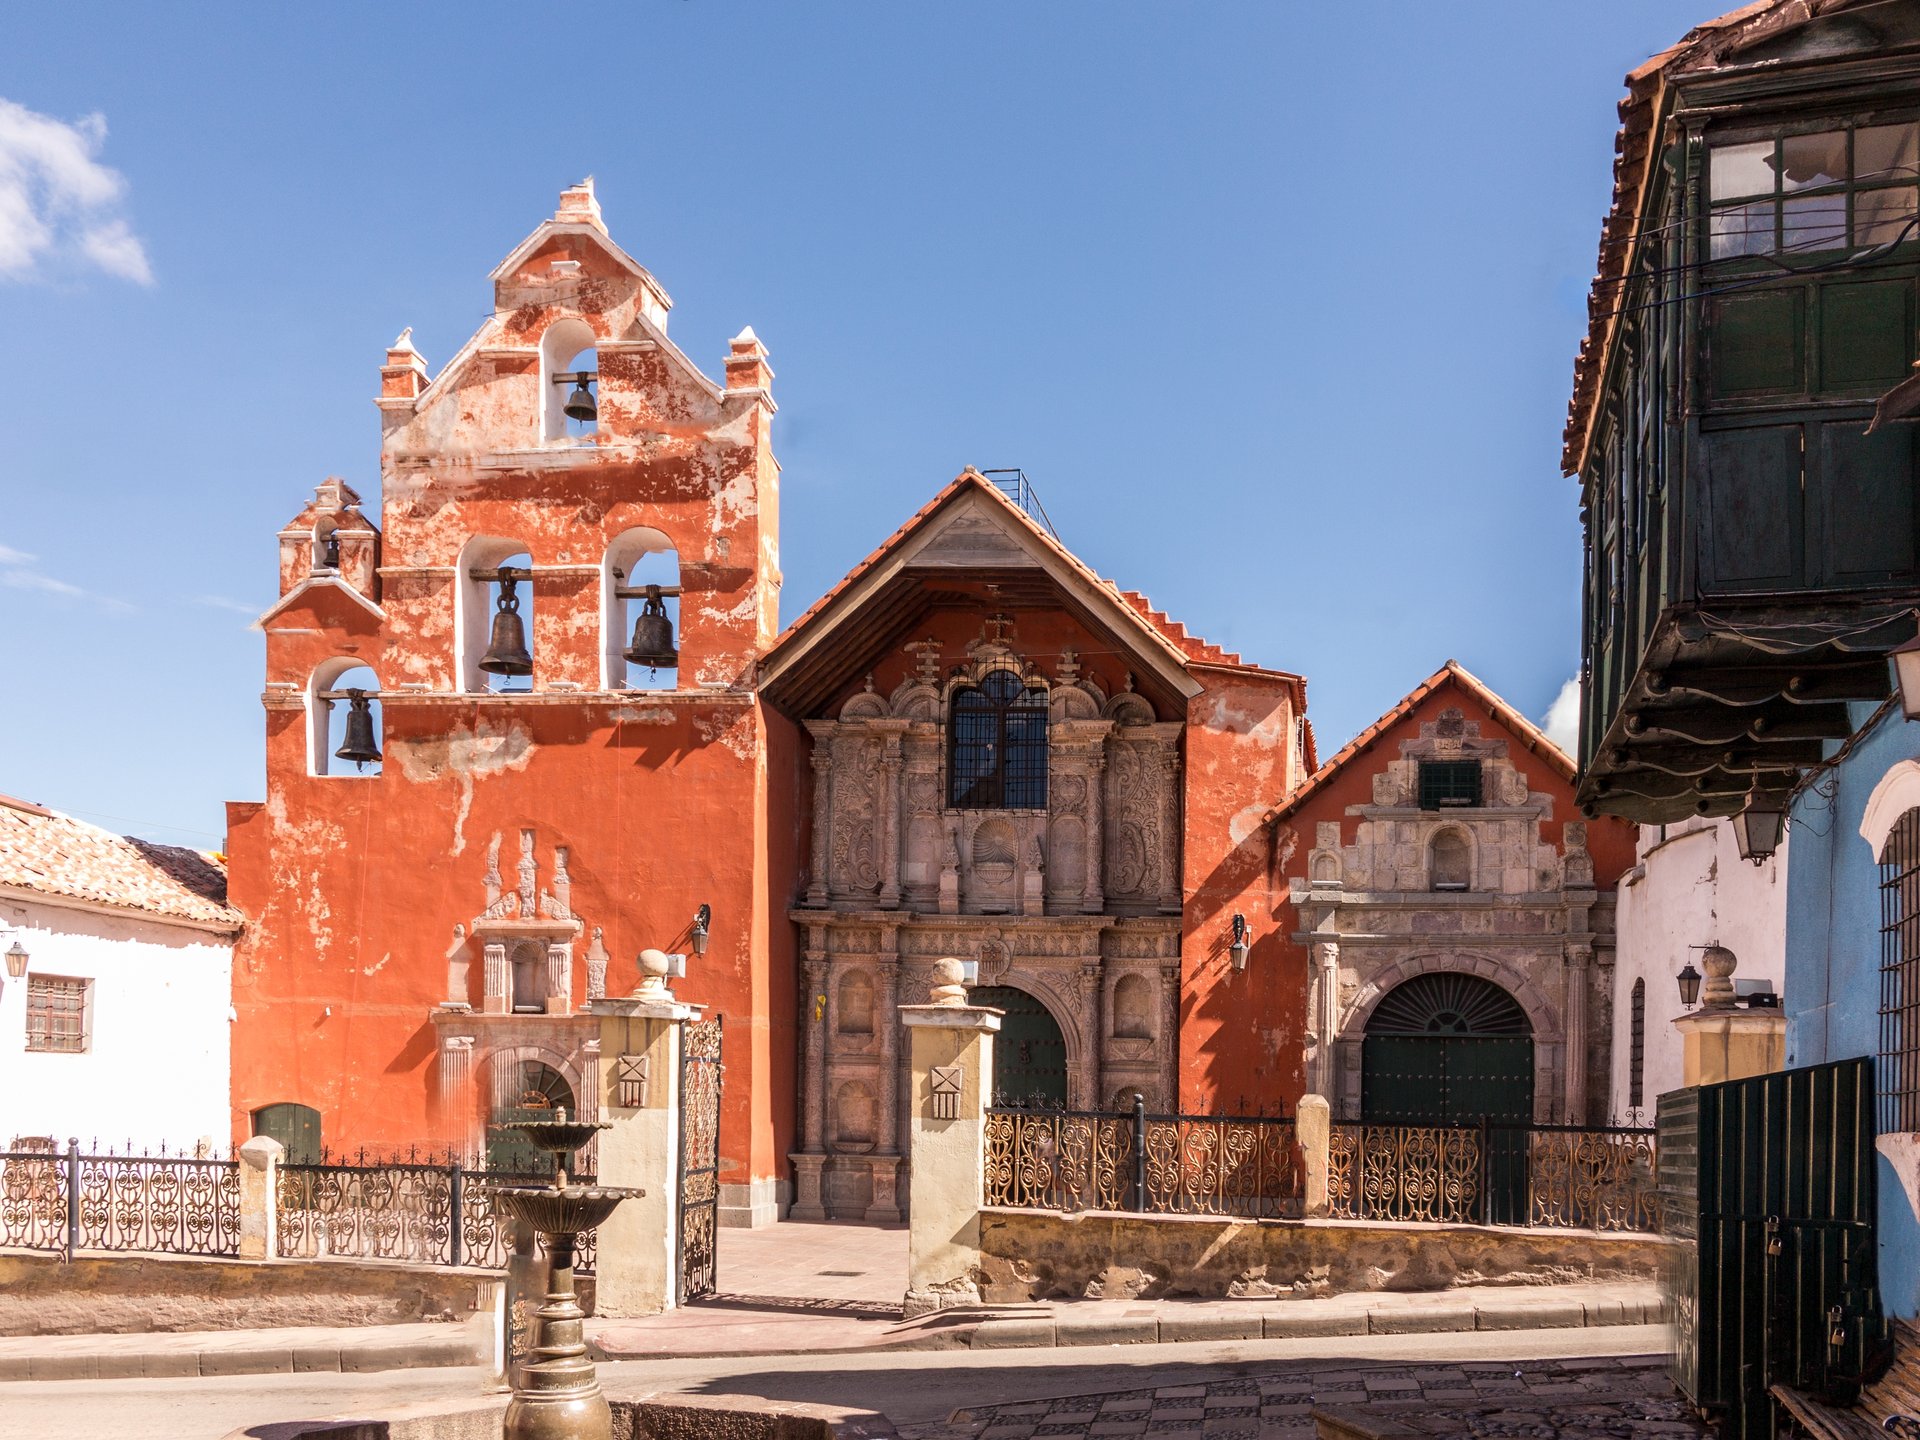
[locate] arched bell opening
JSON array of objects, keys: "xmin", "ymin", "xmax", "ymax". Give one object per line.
[
  {"xmin": 458, "ymin": 536, "xmax": 535, "ymax": 693},
  {"xmin": 969, "ymin": 984, "xmax": 1068, "ymax": 1109},
  {"xmin": 602, "ymin": 527, "xmax": 680, "ymax": 691},
  {"xmin": 540, "ymin": 318, "xmax": 598, "ymax": 442},
  {"xmin": 309, "ymin": 659, "xmax": 382, "ymax": 778},
  {"xmin": 312, "ymin": 517, "xmax": 340, "ymax": 574}
]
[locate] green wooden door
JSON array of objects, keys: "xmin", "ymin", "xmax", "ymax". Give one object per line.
[
  {"xmin": 486, "ymin": 1063, "xmax": 577, "ymax": 1174},
  {"xmin": 1360, "ymin": 973, "xmax": 1534, "ymax": 1126},
  {"xmin": 971, "ymin": 985, "xmax": 1068, "ymax": 1108},
  {"xmin": 251, "ymin": 1102, "xmax": 322, "ymax": 1164}
]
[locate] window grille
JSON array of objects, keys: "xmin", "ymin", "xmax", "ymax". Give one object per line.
[
  {"xmin": 1629, "ymin": 979, "xmax": 1646, "ymax": 1113},
  {"xmin": 1880, "ymin": 808, "xmax": 1920, "ymax": 1132},
  {"xmin": 25, "ymin": 976, "xmax": 91, "ymax": 1054},
  {"xmin": 948, "ymin": 669, "xmax": 1048, "ymax": 809},
  {"xmin": 1418, "ymin": 760, "xmax": 1482, "ymax": 810}
]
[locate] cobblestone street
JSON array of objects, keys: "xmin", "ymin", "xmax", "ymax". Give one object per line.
[{"xmin": 902, "ymin": 1354, "xmax": 1701, "ymax": 1439}]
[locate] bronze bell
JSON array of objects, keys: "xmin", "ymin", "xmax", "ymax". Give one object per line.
[
  {"xmin": 563, "ymin": 377, "xmax": 597, "ymax": 425},
  {"xmin": 623, "ymin": 585, "xmax": 677, "ymax": 669},
  {"xmin": 319, "ymin": 532, "xmax": 340, "ymax": 569},
  {"xmin": 334, "ymin": 691, "xmax": 381, "ymax": 768},
  {"xmin": 479, "ymin": 579, "xmax": 534, "ymax": 676}
]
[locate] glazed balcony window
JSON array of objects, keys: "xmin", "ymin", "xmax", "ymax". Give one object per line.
[
  {"xmin": 1710, "ymin": 122, "xmax": 1919, "ymax": 260},
  {"xmin": 947, "ymin": 669, "xmax": 1048, "ymax": 810}
]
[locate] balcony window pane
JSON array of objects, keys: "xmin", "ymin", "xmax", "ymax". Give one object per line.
[
  {"xmin": 1782, "ymin": 193, "xmax": 1848, "ymax": 253},
  {"xmin": 1858, "ymin": 186, "xmax": 1920, "ymax": 247},
  {"xmin": 1712, "ymin": 140, "xmax": 1777, "ymax": 200},
  {"xmin": 1780, "ymin": 130, "xmax": 1847, "ymax": 190},
  {"xmin": 1712, "ymin": 202, "xmax": 1776, "ymax": 259},
  {"xmin": 1858, "ymin": 124, "xmax": 1920, "ymax": 185}
]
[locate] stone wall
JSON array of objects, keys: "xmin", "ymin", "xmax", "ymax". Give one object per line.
[
  {"xmin": 976, "ymin": 1207, "xmax": 1671, "ymax": 1303},
  {"xmin": 0, "ymin": 1252, "xmax": 526, "ymax": 1336}
]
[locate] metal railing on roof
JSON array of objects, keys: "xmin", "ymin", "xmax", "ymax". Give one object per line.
[{"xmin": 979, "ymin": 469, "xmax": 1060, "ymax": 541}]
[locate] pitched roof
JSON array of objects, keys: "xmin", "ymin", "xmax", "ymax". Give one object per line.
[
  {"xmin": 0, "ymin": 793, "xmax": 241, "ymax": 933},
  {"xmin": 1265, "ymin": 661, "xmax": 1571, "ymax": 826},
  {"xmin": 761, "ymin": 470, "xmax": 1303, "ymax": 713},
  {"xmin": 1562, "ymin": 0, "xmax": 1878, "ymax": 474}
]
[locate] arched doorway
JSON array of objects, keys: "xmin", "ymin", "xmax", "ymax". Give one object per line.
[
  {"xmin": 486, "ymin": 1061, "xmax": 577, "ymax": 1173},
  {"xmin": 1361, "ymin": 972, "xmax": 1532, "ymax": 1125},
  {"xmin": 970, "ymin": 985, "xmax": 1067, "ymax": 1108}
]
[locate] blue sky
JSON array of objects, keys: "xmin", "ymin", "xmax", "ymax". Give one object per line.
[{"xmin": 0, "ymin": 3, "xmax": 1691, "ymax": 848}]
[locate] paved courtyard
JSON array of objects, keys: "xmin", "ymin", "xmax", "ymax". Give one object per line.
[{"xmin": 903, "ymin": 1354, "xmax": 1698, "ymax": 1439}]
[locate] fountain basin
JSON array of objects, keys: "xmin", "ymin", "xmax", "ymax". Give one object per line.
[{"xmin": 485, "ymin": 1184, "xmax": 643, "ymax": 1235}]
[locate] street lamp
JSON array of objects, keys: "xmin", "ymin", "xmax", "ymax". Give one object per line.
[
  {"xmin": 1228, "ymin": 914, "xmax": 1250, "ymax": 972},
  {"xmin": 1677, "ymin": 961, "xmax": 1702, "ymax": 1009},
  {"xmin": 689, "ymin": 904, "xmax": 710, "ymax": 957},
  {"xmin": 1732, "ymin": 786, "xmax": 1786, "ymax": 865},
  {"xmin": 4, "ymin": 940, "xmax": 26, "ymax": 980}
]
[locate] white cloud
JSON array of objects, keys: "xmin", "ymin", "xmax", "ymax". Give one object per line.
[
  {"xmin": 1541, "ymin": 677, "xmax": 1581, "ymax": 756},
  {"xmin": 193, "ymin": 594, "xmax": 259, "ymax": 616},
  {"xmin": 0, "ymin": 542, "xmax": 134, "ymax": 610},
  {"xmin": 0, "ymin": 98, "xmax": 151, "ymax": 284}
]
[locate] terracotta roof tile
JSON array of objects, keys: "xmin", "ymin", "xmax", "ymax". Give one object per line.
[
  {"xmin": 0, "ymin": 794, "xmax": 240, "ymax": 932},
  {"xmin": 1265, "ymin": 661, "xmax": 1571, "ymax": 827}
]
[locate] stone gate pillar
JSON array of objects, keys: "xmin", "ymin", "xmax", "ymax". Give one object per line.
[
  {"xmin": 590, "ymin": 950, "xmax": 697, "ymax": 1317},
  {"xmin": 901, "ymin": 958, "xmax": 1001, "ymax": 1318}
]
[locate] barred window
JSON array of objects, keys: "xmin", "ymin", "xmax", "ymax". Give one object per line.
[
  {"xmin": 1880, "ymin": 809, "xmax": 1920, "ymax": 1131},
  {"xmin": 1629, "ymin": 979, "xmax": 1646, "ymax": 1113},
  {"xmin": 1418, "ymin": 760, "xmax": 1482, "ymax": 810},
  {"xmin": 25, "ymin": 976, "xmax": 91, "ymax": 1054},
  {"xmin": 948, "ymin": 670, "xmax": 1048, "ymax": 809}
]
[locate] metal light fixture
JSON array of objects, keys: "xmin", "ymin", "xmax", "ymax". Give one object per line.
[
  {"xmin": 554, "ymin": 370, "xmax": 598, "ymax": 425},
  {"xmin": 333, "ymin": 691, "xmax": 381, "ymax": 768},
  {"xmin": 1892, "ymin": 624, "xmax": 1920, "ymax": 720},
  {"xmin": 479, "ymin": 577, "xmax": 533, "ymax": 677},
  {"xmin": 1677, "ymin": 960, "xmax": 1702, "ymax": 1009},
  {"xmin": 690, "ymin": 904, "xmax": 711, "ymax": 957},
  {"xmin": 1732, "ymin": 784, "xmax": 1786, "ymax": 866},
  {"xmin": 959, "ymin": 958, "xmax": 980, "ymax": 986},
  {"xmin": 4, "ymin": 940, "xmax": 27, "ymax": 980},
  {"xmin": 1228, "ymin": 913, "xmax": 1250, "ymax": 972}
]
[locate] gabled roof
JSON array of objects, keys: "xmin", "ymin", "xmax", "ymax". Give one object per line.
[
  {"xmin": 757, "ymin": 470, "xmax": 1303, "ymax": 717},
  {"xmin": 1266, "ymin": 661, "xmax": 1570, "ymax": 826},
  {"xmin": 0, "ymin": 793, "xmax": 241, "ymax": 934},
  {"xmin": 1563, "ymin": 0, "xmax": 1896, "ymax": 474},
  {"xmin": 257, "ymin": 575, "xmax": 385, "ymax": 628}
]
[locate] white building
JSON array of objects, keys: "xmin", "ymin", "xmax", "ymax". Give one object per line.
[
  {"xmin": 1606, "ymin": 817, "xmax": 1787, "ymax": 1124},
  {"xmin": 0, "ymin": 793, "xmax": 241, "ymax": 1154}
]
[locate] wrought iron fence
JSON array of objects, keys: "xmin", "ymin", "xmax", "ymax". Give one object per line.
[
  {"xmin": 1326, "ymin": 1122, "xmax": 1658, "ymax": 1232},
  {"xmin": 275, "ymin": 1158, "xmax": 597, "ymax": 1274},
  {"xmin": 1, "ymin": 1141, "xmax": 240, "ymax": 1258},
  {"xmin": 984, "ymin": 1099, "xmax": 1302, "ymax": 1219}
]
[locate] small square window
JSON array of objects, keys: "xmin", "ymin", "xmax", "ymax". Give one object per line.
[
  {"xmin": 25, "ymin": 976, "xmax": 91, "ymax": 1054},
  {"xmin": 1418, "ymin": 761, "xmax": 1482, "ymax": 810}
]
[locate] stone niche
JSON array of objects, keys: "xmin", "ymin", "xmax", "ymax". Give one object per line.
[{"xmin": 803, "ymin": 635, "xmax": 1182, "ymax": 918}]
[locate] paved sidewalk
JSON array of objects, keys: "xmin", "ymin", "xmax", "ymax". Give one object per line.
[{"xmin": 0, "ymin": 1318, "xmax": 482, "ymax": 1382}]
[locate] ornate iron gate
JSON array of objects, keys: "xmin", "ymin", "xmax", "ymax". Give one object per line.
[{"xmin": 677, "ymin": 1016, "xmax": 723, "ymax": 1304}]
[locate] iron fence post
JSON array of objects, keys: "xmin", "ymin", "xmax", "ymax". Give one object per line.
[
  {"xmin": 1132, "ymin": 1094, "xmax": 1147, "ymax": 1213},
  {"xmin": 448, "ymin": 1163, "xmax": 463, "ymax": 1268},
  {"xmin": 64, "ymin": 1137, "xmax": 79, "ymax": 1262},
  {"xmin": 1479, "ymin": 1118, "xmax": 1492, "ymax": 1227}
]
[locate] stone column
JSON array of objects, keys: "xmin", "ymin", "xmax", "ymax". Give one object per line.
[
  {"xmin": 1563, "ymin": 941, "xmax": 1591, "ymax": 1124},
  {"xmin": 1311, "ymin": 940, "xmax": 1341, "ymax": 1098},
  {"xmin": 483, "ymin": 941, "xmax": 509, "ymax": 1015},
  {"xmin": 901, "ymin": 960, "xmax": 1001, "ymax": 1318},
  {"xmin": 1083, "ymin": 754, "xmax": 1106, "ymax": 913},
  {"xmin": 437, "ymin": 1035, "xmax": 476, "ymax": 1159},
  {"xmin": 590, "ymin": 956, "xmax": 697, "ymax": 1317},
  {"xmin": 866, "ymin": 954, "xmax": 903, "ymax": 1221},
  {"xmin": 789, "ymin": 953, "xmax": 830, "ymax": 1222},
  {"xmin": 879, "ymin": 735, "xmax": 903, "ymax": 910},
  {"xmin": 580, "ymin": 1038, "xmax": 601, "ymax": 1125},
  {"xmin": 1297, "ymin": 1094, "xmax": 1331, "ymax": 1217},
  {"xmin": 806, "ymin": 730, "xmax": 833, "ymax": 907},
  {"xmin": 545, "ymin": 940, "xmax": 573, "ymax": 1016},
  {"xmin": 1077, "ymin": 961, "xmax": 1104, "ymax": 1109},
  {"xmin": 1159, "ymin": 961, "xmax": 1181, "ymax": 1109},
  {"xmin": 237, "ymin": 1135, "xmax": 282, "ymax": 1261},
  {"xmin": 1158, "ymin": 749, "xmax": 1183, "ymax": 913}
]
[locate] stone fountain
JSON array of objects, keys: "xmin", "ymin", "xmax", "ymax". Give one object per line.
[{"xmin": 486, "ymin": 1109, "xmax": 641, "ymax": 1440}]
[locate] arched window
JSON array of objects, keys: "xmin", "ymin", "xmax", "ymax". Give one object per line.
[
  {"xmin": 309, "ymin": 661, "xmax": 381, "ymax": 777},
  {"xmin": 1429, "ymin": 829, "xmax": 1470, "ymax": 891},
  {"xmin": 1628, "ymin": 978, "xmax": 1646, "ymax": 1113},
  {"xmin": 1879, "ymin": 808, "xmax": 1920, "ymax": 1131},
  {"xmin": 948, "ymin": 669, "xmax": 1047, "ymax": 809},
  {"xmin": 541, "ymin": 318, "xmax": 598, "ymax": 442}
]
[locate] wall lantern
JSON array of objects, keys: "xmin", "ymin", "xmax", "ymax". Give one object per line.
[
  {"xmin": 689, "ymin": 904, "xmax": 711, "ymax": 957},
  {"xmin": 959, "ymin": 958, "xmax": 980, "ymax": 986},
  {"xmin": 1732, "ymin": 785, "xmax": 1786, "ymax": 866},
  {"xmin": 4, "ymin": 939, "xmax": 27, "ymax": 979},
  {"xmin": 1228, "ymin": 913, "xmax": 1250, "ymax": 972},
  {"xmin": 1676, "ymin": 960, "xmax": 1702, "ymax": 1009},
  {"xmin": 1891, "ymin": 626, "xmax": 1920, "ymax": 721}
]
